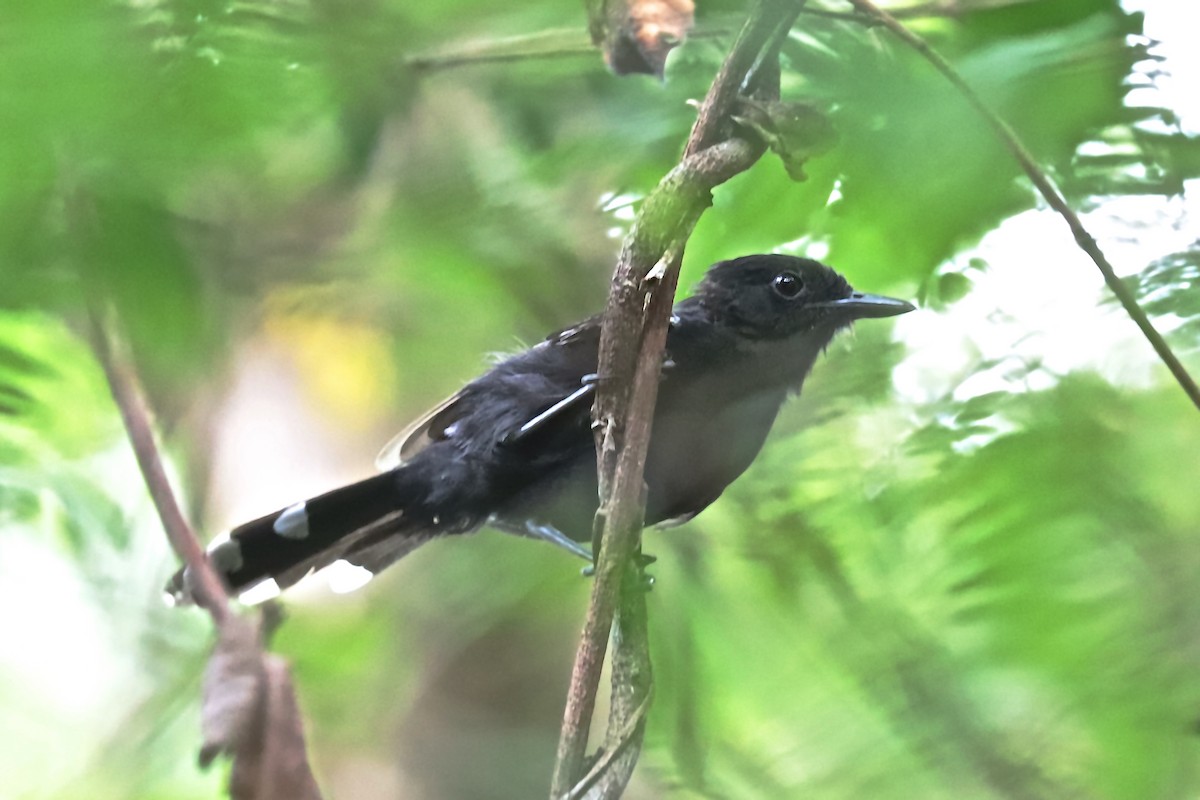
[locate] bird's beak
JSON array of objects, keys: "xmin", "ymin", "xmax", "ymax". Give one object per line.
[{"xmin": 819, "ymin": 292, "xmax": 915, "ymax": 319}]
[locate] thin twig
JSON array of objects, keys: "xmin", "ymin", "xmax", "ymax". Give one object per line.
[
  {"xmin": 549, "ymin": 1, "xmax": 803, "ymax": 796},
  {"xmin": 844, "ymin": 0, "xmax": 1200, "ymax": 411},
  {"xmin": 549, "ymin": 142, "xmax": 765, "ymax": 793},
  {"xmin": 402, "ymin": 0, "xmax": 1040, "ymax": 73},
  {"xmin": 88, "ymin": 308, "xmax": 233, "ymax": 623},
  {"xmin": 685, "ymin": 0, "xmax": 805, "ymax": 156},
  {"xmin": 550, "ymin": 246, "xmax": 685, "ymax": 798},
  {"xmin": 405, "ymin": 28, "xmax": 596, "ymax": 71},
  {"xmin": 88, "ymin": 302, "xmax": 324, "ymax": 798},
  {"xmin": 565, "ymin": 690, "xmax": 655, "ymax": 800},
  {"xmin": 591, "ymin": 554, "xmax": 654, "ymax": 797}
]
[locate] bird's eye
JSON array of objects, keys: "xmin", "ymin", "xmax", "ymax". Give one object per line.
[{"xmin": 771, "ymin": 271, "xmax": 804, "ymax": 298}]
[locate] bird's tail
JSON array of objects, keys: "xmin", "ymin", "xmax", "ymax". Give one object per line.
[{"xmin": 169, "ymin": 471, "xmax": 425, "ymax": 601}]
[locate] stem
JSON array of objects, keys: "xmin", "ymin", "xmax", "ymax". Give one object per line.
[
  {"xmin": 548, "ymin": 1, "xmax": 805, "ymax": 795},
  {"xmin": 845, "ymin": 0, "xmax": 1200, "ymax": 412},
  {"xmin": 88, "ymin": 308, "xmax": 233, "ymax": 624},
  {"xmin": 588, "ymin": 557, "xmax": 654, "ymax": 797},
  {"xmin": 403, "ymin": 0, "xmax": 1034, "ymax": 73},
  {"xmin": 405, "ymin": 28, "xmax": 596, "ymax": 71}
]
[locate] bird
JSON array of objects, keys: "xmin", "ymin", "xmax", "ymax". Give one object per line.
[{"xmin": 171, "ymin": 254, "xmax": 913, "ymax": 600}]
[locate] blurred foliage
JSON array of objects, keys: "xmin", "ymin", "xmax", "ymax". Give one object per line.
[
  {"xmin": 2, "ymin": 0, "xmax": 1199, "ymax": 798},
  {"xmin": 650, "ymin": 373, "xmax": 1200, "ymax": 799},
  {"xmin": 1123, "ymin": 246, "xmax": 1200, "ymax": 351}
]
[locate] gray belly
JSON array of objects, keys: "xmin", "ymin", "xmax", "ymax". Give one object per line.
[{"xmin": 491, "ymin": 386, "xmax": 785, "ymax": 542}]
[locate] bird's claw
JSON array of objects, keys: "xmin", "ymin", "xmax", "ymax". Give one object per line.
[{"xmin": 579, "ymin": 551, "xmax": 656, "ymax": 591}]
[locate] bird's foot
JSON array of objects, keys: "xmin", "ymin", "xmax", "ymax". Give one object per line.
[
  {"xmin": 490, "ymin": 517, "xmax": 593, "ymax": 561},
  {"xmin": 580, "ymin": 551, "xmax": 656, "ymax": 591},
  {"xmin": 525, "ymin": 522, "xmax": 592, "ymax": 561}
]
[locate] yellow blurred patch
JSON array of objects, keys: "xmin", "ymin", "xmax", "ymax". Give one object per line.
[{"xmin": 263, "ymin": 311, "xmax": 398, "ymax": 433}]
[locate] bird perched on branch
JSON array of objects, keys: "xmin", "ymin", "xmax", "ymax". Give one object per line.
[{"xmin": 171, "ymin": 254, "xmax": 913, "ymax": 600}]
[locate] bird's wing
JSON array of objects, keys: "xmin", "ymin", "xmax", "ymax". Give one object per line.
[
  {"xmin": 500, "ymin": 315, "xmax": 603, "ymax": 447},
  {"xmin": 376, "ymin": 317, "xmax": 605, "ymax": 471},
  {"xmin": 375, "ymin": 391, "xmax": 467, "ymax": 469},
  {"xmin": 544, "ymin": 315, "xmax": 600, "ymax": 348}
]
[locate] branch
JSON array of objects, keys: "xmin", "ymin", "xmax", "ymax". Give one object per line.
[
  {"xmin": 88, "ymin": 308, "xmax": 233, "ymax": 624},
  {"xmin": 402, "ymin": 0, "xmax": 1037, "ymax": 73},
  {"xmin": 844, "ymin": 0, "xmax": 1200, "ymax": 412},
  {"xmin": 549, "ymin": 1, "xmax": 806, "ymax": 796},
  {"xmin": 405, "ymin": 28, "xmax": 596, "ymax": 71},
  {"xmin": 560, "ymin": 560, "xmax": 653, "ymax": 800},
  {"xmin": 587, "ymin": 556, "xmax": 654, "ymax": 798},
  {"xmin": 87, "ymin": 304, "xmax": 322, "ymax": 800}
]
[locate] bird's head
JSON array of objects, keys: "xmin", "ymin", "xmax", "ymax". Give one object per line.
[{"xmin": 694, "ymin": 254, "xmax": 914, "ymax": 340}]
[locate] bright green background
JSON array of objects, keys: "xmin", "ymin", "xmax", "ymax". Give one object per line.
[{"xmin": 2, "ymin": 0, "xmax": 1200, "ymax": 798}]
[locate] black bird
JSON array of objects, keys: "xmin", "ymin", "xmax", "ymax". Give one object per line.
[{"xmin": 173, "ymin": 254, "xmax": 913, "ymax": 599}]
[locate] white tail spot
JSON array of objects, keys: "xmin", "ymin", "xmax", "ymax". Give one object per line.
[{"xmin": 273, "ymin": 501, "xmax": 310, "ymax": 540}]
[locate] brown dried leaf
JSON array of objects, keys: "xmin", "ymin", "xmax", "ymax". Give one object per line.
[
  {"xmin": 590, "ymin": 0, "xmax": 695, "ymax": 77},
  {"xmin": 201, "ymin": 616, "xmax": 265, "ymax": 768},
  {"xmin": 200, "ymin": 615, "xmax": 323, "ymax": 800},
  {"xmin": 229, "ymin": 656, "xmax": 323, "ymax": 800}
]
